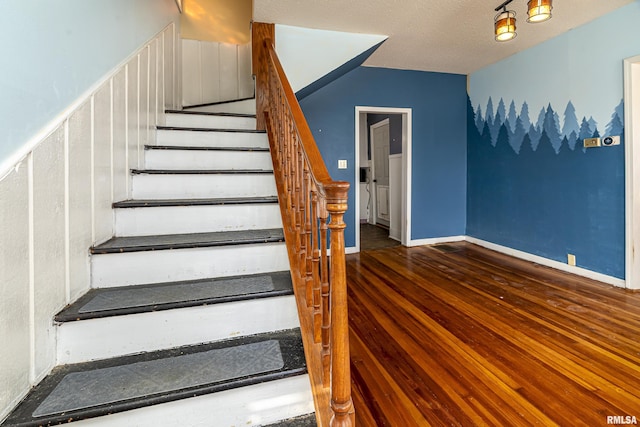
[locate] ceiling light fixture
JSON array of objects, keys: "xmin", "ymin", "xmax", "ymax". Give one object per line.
[
  {"xmin": 527, "ymin": 0, "xmax": 553, "ymax": 23},
  {"xmin": 494, "ymin": 0, "xmax": 517, "ymax": 42}
]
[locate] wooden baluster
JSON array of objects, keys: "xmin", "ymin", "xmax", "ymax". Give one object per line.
[
  {"xmin": 319, "ymin": 200, "xmax": 331, "ymax": 386},
  {"xmin": 311, "ymin": 186, "xmax": 322, "ymax": 343},
  {"xmin": 304, "ymin": 163, "xmax": 314, "ymax": 309},
  {"xmin": 326, "ymin": 182, "xmax": 354, "ymax": 427},
  {"xmin": 296, "ymin": 148, "xmax": 308, "ymax": 304}
]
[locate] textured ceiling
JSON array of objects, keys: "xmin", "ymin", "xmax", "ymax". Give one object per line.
[{"xmin": 254, "ymin": 0, "xmax": 636, "ymax": 75}]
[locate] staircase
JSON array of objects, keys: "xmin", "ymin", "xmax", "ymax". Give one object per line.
[{"xmin": 1, "ymin": 101, "xmax": 316, "ymax": 426}]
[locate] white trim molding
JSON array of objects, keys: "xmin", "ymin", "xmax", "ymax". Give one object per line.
[
  {"xmin": 466, "ymin": 236, "xmax": 626, "ymax": 288},
  {"xmin": 355, "ymin": 106, "xmax": 412, "ymax": 252},
  {"xmin": 624, "ymin": 54, "xmax": 640, "ymax": 290},
  {"xmin": 409, "ymin": 235, "xmax": 466, "ymax": 247}
]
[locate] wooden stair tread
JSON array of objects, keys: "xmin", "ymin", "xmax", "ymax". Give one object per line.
[
  {"xmin": 55, "ymin": 271, "xmax": 293, "ymax": 322},
  {"xmin": 165, "ymin": 109, "xmax": 256, "ymax": 119},
  {"xmin": 90, "ymin": 228, "xmax": 284, "ymax": 254}
]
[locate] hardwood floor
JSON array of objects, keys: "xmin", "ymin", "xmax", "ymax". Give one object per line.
[{"xmin": 347, "ymin": 242, "xmax": 640, "ymax": 426}]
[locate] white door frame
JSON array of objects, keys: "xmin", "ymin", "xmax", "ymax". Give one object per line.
[
  {"xmin": 369, "ymin": 118, "xmax": 390, "ymax": 226},
  {"xmin": 624, "ymin": 54, "xmax": 640, "ymax": 290},
  {"xmin": 354, "ymin": 106, "xmax": 412, "ymax": 252}
]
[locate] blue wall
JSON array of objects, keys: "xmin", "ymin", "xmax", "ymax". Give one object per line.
[
  {"xmin": 299, "ymin": 66, "xmax": 467, "ymax": 247},
  {"xmin": 467, "ymin": 2, "xmax": 640, "ymax": 279},
  {"xmin": 0, "ymin": 1, "xmax": 179, "ymax": 165}
]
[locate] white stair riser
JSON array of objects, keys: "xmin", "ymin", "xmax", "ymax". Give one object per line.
[
  {"xmin": 144, "ymin": 149, "xmax": 273, "ymax": 170},
  {"xmin": 131, "ymin": 173, "xmax": 277, "ymax": 199},
  {"xmin": 156, "ymin": 130, "xmax": 268, "ymax": 148},
  {"xmin": 186, "ymin": 99, "xmax": 256, "ymax": 115},
  {"xmin": 115, "ymin": 204, "xmax": 282, "ymax": 236},
  {"xmin": 165, "ymin": 113, "xmax": 256, "ymax": 129},
  {"xmin": 69, "ymin": 376, "xmax": 314, "ymax": 427},
  {"xmin": 91, "ymin": 243, "xmax": 289, "ymax": 287},
  {"xmin": 57, "ymin": 295, "xmax": 299, "ymax": 363}
]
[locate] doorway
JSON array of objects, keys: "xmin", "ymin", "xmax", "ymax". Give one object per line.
[{"xmin": 355, "ymin": 106, "xmax": 412, "ymax": 253}]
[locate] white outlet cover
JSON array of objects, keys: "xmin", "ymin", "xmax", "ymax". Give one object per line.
[
  {"xmin": 602, "ymin": 135, "xmax": 620, "ymax": 146},
  {"xmin": 338, "ymin": 159, "xmax": 347, "ymax": 169}
]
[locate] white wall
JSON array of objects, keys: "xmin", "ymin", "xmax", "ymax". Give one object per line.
[
  {"xmin": 182, "ymin": 40, "xmax": 253, "ymax": 106},
  {"xmin": 0, "ymin": 0, "xmax": 180, "ymax": 174},
  {"xmin": 0, "ymin": 23, "xmax": 179, "ymax": 422}
]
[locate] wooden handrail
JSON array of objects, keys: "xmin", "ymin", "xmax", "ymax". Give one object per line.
[{"xmin": 252, "ymin": 22, "xmax": 354, "ymax": 427}]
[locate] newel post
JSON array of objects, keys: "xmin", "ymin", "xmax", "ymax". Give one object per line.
[
  {"xmin": 251, "ymin": 22, "xmax": 274, "ymax": 131},
  {"xmin": 325, "ymin": 181, "xmax": 354, "ymax": 427}
]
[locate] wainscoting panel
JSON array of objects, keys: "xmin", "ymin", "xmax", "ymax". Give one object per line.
[
  {"xmin": 219, "ymin": 42, "xmax": 239, "ymax": 102},
  {"xmin": 0, "ymin": 165, "xmax": 31, "ymax": 419},
  {"xmin": 127, "ymin": 56, "xmax": 140, "ymax": 175},
  {"xmin": 93, "ymin": 83, "xmax": 114, "ymax": 244},
  {"xmin": 0, "ymin": 22, "xmax": 178, "ymax": 423},
  {"xmin": 112, "ymin": 68, "xmax": 128, "ymax": 203},
  {"xmin": 181, "ymin": 39, "xmax": 253, "ymax": 106},
  {"xmin": 139, "ymin": 47, "xmax": 150, "ymax": 167},
  {"xmin": 67, "ymin": 101, "xmax": 93, "ymax": 302},
  {"xmin": 32, "ymin": 127, "xmax": 66, "ymax": 379},
  {"xmin": 238, "ymin": 44, "xmax": 253, "ymax": 99}
]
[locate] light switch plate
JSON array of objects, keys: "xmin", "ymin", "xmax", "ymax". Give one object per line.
[
  {"xmin": 338, "ymin": 159, "xmax": 347, "ymax": 169},
  {"xmin": 583, "ymin": 137, "xmax": 601, "ymax": 148}
]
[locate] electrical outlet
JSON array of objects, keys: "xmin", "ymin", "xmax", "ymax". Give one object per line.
[
  {"xmin": 338, "ymin": 159, "xmax": 347, "ymax": 169},
  {"xmin": 567, "ymin": 254, "xmax": 576, "ymax": 266},
  {"xmin": 583, "ymin": 137, "xmax": 601, "ymax": 148}
]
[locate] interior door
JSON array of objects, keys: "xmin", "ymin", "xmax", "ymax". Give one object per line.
[{"xmin": 372, "ymin": 122, "xmax": 390, "ymax": 227}]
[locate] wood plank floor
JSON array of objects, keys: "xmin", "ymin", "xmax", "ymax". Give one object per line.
[{"xmin": 347, "ymin": 242, "xmax": 640, "ymax": 426}]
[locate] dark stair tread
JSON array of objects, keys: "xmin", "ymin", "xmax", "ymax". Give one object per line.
[
  {"xmin": 55, "ymin": 271, "xmax": 293, "ymax": 322},
  {"xmin": 145, "ymin": 145, "xmax": 269, "ymax": 152},
  {"xmin": 131, "ymin": 168, "xmax": 273, "ymax": 175},
  {"xmin": 90, "ymin": 228, "xmax": 285, "ymax": 254},
  {"xmin": 181, "ymin": 96, "xmax": 255, "ymax": 110},
  {"xmin": 165, "ymin": 109, "xmax": 256, "ymax": 119},
  {"xmin": 1, "ymin": 329, "xmax": 306, "ymax": 427},
  {"xmin": 263, "ymin": 414, "xmax": 317, "ymax": 427},
  {"xmin": 157, "ymin": 126, "xmax": 265, "ymax": 133},
  {"xmin": 113, "ymin": 196, "xmax": 279, "ymax": 208}
]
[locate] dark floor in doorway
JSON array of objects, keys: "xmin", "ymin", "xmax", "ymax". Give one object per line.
[{"xmin": 360, "ymin": 223, "xmax": 401, "ymax": 251}]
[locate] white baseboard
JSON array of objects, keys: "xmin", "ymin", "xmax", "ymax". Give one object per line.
[
  {"xmin": 408, "ymin": 235, "xmax": 465, "ymax": 247},
  {"xmin": 354, "ymin": 232, "xmax": 625, "ymax": 288},
  {"xmin": 465, "ymin": 236, "xmax": 626, "ymax": 288}
]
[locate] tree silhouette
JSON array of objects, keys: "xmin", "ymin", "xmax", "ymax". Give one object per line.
[
  {"xmin": 507, "ymin": 101, "xmax": 518, "ymax": 132},
  {"xmin": 587, "ymin": 116, "xmax": 598, "ymax": 135},
  {"xmin": 535, "ymin": 107, "xmax": 546, "ymax": 131},
  {"xmin": 496, "ymin": 98, "xmax": 506, "ymax": 124},
  {"xmin": 578, "ymin": 117, "xmax": 592, "ymax": 140},
  {"xmin": 475, "ymin": 104, "xmax": 484, "ymax": 133},
  {"xmin": 511, "ymin": 116, "xmax": 526, "ymax": 153},
  {"xmin": 568, "ymin": 130, "xmax": 578, "ymax": 150},
  {"xmin": 528, "ymin": 124, "xmax": 541, "ymax": 150},
  {"xmin": 543, "ymin": 104, "xmax": 562, "ymax": 152},
  {"xmin": 605, "ymin": 100, "xmax": 624, "ymax": 136},
  {"xmin": 520, "ymin": 101, "xmax": 531, "ymax": 131},
  {"xmin": 536, "ymin": 130, "xmax": 556, "ymax": 157},
  {"xmin": 562, "ymin": 101, "xmax": 579, "ymax": 139},
  {"xmin": 485, "ymin": 97, "xmax": 495, "ymax": 125}
]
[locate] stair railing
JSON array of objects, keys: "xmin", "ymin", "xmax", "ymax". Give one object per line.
[{"xmin": 252, "ymin": 23, "xmax": 354, "ymax": 427}]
